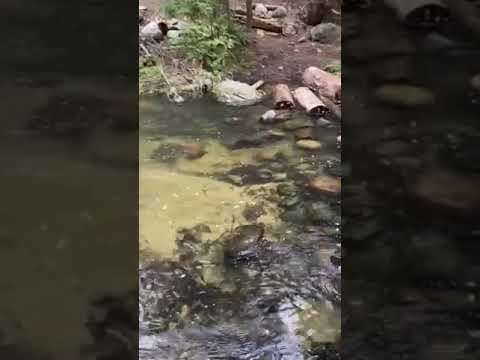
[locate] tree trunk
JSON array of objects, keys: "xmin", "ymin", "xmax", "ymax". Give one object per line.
[
  {"xmin": 304, "ymin": 0, "xmax": 327, "ymax": 26},
  {"xmin": 223, "ymin": 0, "xmax": 230, "ymax": 19},
  {"xmin": 246, "ymin": 0, "xmax": 253, "ymax": 28},
  {"xmin": 233, "ymin": 14, "xmax": 283, "ymax": 33}
]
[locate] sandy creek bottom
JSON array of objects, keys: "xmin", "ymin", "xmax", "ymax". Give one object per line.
[{"xmin": 139, "ymin": 96, "xmax": 341, "ymax": 345}]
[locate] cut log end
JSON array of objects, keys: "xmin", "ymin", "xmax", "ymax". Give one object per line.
[
  {"xmin": 309, "ymin": 105, "xmax": 329, "ymax": 116},
  {"xmin": 293, "ymin": 87, "xmax": 329, "ymax": 117},
  {"xmin": 273, "ymin": 84, "xmax": 295, "ymax": 110},
  {"xmin": 276, "ymin": 101, "xmax": 294, "ymax": 110}
]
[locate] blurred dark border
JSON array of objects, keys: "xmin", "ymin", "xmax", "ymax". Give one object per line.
[
  {"xmin": 0, "ymin": 1, "xmax": 138, "ymax": 359},
  {"xmin": 342, "ymin": 1, "xmax": 480, "ymax": 359}
]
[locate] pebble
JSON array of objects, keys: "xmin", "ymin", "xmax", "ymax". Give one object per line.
[{"xmin": 296, "ymin": 139, "xmax": 322, "ymax": 150}]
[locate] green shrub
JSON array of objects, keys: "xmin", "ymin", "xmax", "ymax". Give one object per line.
[
  {"xmin": 163, "ymin": 0, "xmax": 246, "ymax": 74},
  {"xmin": 163, "ymin": 0, "xmax": 218, "ymax": 21},
  {"xmin": 324, "ymin": 62, "xmax": 341, "ymax": 75},
  {"xmin": 173, "ymin": 20, "xmax": 247, "ymax": 74}
]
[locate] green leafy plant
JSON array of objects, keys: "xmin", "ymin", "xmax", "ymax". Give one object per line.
[
  {"xmin": 324, "ymin": 62, "xmax": 341, "ymax": 75},
  {"xmin": 163, "ymin": 0, "xmax": 246, "ymax": 74},
  {"xmin": 163, "ymin": 0, "xmax": 218, "ymax": 21},
  {"xmin": 174, "ymin": 20, "xmax": 246, "ymax": 74}
]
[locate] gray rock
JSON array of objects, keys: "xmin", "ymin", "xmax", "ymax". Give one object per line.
[
  {"xmin": 260, "ymin": 109, "xmax": 292, "ymax": 124},
  {"xmin": 214, "ymin": 80, "xmax": 264, "ymax": 106},
  {"xmin": 309, "ymin": 23, "xmax": 341, "ymax": 43},
  {"xmin": 227, "ymin": 174, "xmax": 244, "ymax": 186},
  {"xmin": 282, "ymin": 22, "xmax": 298, "ymax": 36},
  {"xmin": 141, "ymin": 21, "xmax": 163, "ymax": 40},
  {"xmin": 254, "ymin": 3, "xmax": 269, "ymax": 18},
  {"xmin": 271, "ymin": 6, "xmax": 287, "ymax": 18},
  {"xmin": 167, "ymin": 30, "xmax": 181, "ymax": 40},
  {"xmin": 260, "ymin": 110, "xmax": 277, "ymax": 123}
]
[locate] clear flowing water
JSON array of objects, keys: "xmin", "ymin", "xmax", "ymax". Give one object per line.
[{"xmin": 139, "ymin": 95, "xmax": 342, "ymax": 356}]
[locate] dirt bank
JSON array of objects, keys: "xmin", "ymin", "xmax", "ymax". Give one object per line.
[{"xmin": 139, "ymin": 0, "xmax": 341, "ymax": 94}]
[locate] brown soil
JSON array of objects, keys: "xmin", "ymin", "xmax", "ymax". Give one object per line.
[
  {"xmin": 234, "ymin": 0, "xmax": 340, "ymax": 87},
  {"xmin": 140, "ymin": 0, "xmax": 341, "ymax": 89}
]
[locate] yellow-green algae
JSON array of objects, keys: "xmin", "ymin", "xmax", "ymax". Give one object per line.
[{"xmin": 139, "ymin": 136, "xmax": 287, "ymax": 258}]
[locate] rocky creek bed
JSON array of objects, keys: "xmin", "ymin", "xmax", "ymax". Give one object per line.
[{"xmin": 137, "ymin": 94, "xmax": 342, "ymax": 358}]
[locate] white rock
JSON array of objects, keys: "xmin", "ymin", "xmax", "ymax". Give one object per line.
[
  {"xmin": 141, "ymin": 21, "xmax": 162, "ymax": 39},
  {"xmin": 214, "ymin": 80, "xmax": 264, "ymax": 106},
  {"xmin": 254, "ymin": 3, "xmax": 269, "ymax": 18}
]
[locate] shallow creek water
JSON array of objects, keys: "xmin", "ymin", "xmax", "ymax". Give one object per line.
[
  {"xmin": 139, "ymin": 95, "xmax": 342, "ymax": 353},
  {"xmin": 139, "ymin": 96, "xmax": 340, "ymax": 258}
]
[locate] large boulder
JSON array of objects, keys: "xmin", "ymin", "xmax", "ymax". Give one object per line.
[
  {"xmin": 308, "ymin": 23, "xmax": 341, "ymax": 43},
  {"xmin": 140, "ymin": 21, "xmax": 163, "ymax": 41},
  {"xmin": 213, "ymin": 80, "xmax": 264, "ymax": 106}
]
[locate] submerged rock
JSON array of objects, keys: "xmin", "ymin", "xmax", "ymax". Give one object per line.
[
  {"xmin": 296, "ymin": 139, "xmax": 322, "ymax": 150},
  {"xmin": 282, "ymin": 118, "xmax": 314, "ymax": 131},
  {"xmin": 221, "ymin": 224, "xmax": 265, "ymax": 263},
  {"xmin": 151, "ymin": 142, "xmax": 206, "ymax": 162},
  {"xmin": 229, "ymin": 130, "xmax": 286, "ymax": 149},
  {"xmin": 294, "ymin": 127, "xmax": 315, "ymax": 140}
]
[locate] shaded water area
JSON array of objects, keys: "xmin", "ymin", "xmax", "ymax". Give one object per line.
[
  {"xmin": 343, "ymin": 2, "xmax": 480, "ymax": 358},
  {"xmin": 139, "ymin": 96, "xmax": 341, "ymax": 358},
  {"xmin": 0, "ymin": 79, "xmax": 138, "ymax": 359}
]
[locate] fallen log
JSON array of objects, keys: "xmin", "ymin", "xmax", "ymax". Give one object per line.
[
  {"xmin": 293, "ymin": 87, "xmax": 328, "ymax": 116},
  {"xmin": 302, "ymin": 66, "xmax": 341, "ymax": 101},
  {"xmin": 318, "ymin": 94, "xmax": 341, "ymax": 120},
  {"xmin": 252, "ymin": 3, "xmax": 281, "ymax": 11},
  {"xmin": 273, "ymin": 84, "xmax": 295, "ymax": 109},
  {"xmin": 233, "ymin": 14, "xmax": 283, "ymax": 33}
]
